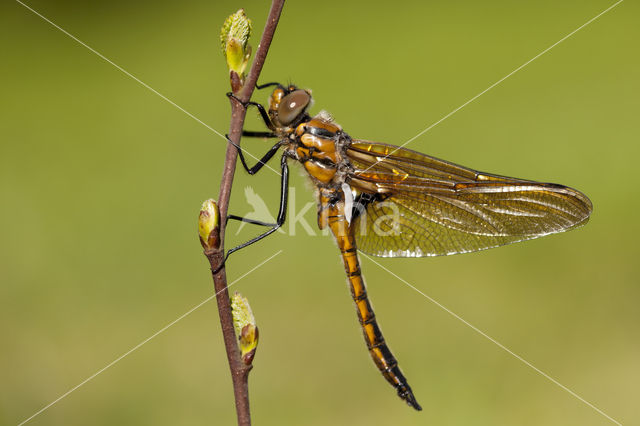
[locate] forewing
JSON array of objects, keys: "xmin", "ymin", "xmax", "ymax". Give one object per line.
[{"xmin": 347, "ymin": 141, "xmax": 592, "ymax": 257}]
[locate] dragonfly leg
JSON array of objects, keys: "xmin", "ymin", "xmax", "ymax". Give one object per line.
[
  {"xmin": 255, "ymin": 81, "xmax": 282, "ymax": 90},
  {"xmin": 225, "ymin": 134, "xmax": 281, "ymax": 175},
  {"xmin": 226, "ymin": 215, "xmax": 276, "ymax": 228},
  {"xmin": 241, "ymin": 130, "xmax": 276, "ymax": 138},
  {"xmin": 218, "ymin": 84, "xmax": 288, "ymax": 270},
  {"xmin": 222, "ymin": 154, "xmax": 289, "ymax": 264},
  {"xmin": 227, "ymin": 92, "xmax": 275, "ymax": 131}
]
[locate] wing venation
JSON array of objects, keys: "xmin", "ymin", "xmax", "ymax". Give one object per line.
[{"xmin": 346, "ymin": 141, "xmax": 592, "ymax": 257}]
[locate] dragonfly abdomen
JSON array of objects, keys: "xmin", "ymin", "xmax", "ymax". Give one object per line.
[{"xmin": 322, "ymin": 193, "xmax": 422, "ymax": 411}]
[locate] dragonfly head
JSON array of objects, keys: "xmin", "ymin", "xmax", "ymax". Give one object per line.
[{"xmin": 268, "ymin": 85, "xmax": 312, "ymax": 129}]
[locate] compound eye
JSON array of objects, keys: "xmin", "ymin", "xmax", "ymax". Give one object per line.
[{"xmin": 277, "ymin": 89, "xmax": 310, "ymax": 125}]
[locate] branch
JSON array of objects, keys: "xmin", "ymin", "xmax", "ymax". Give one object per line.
[{"xmin": 203, "ymin": 2, "xmax": 285, "ymax": 426}]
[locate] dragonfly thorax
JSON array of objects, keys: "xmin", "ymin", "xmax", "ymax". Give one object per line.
[
  {"xmin": 290, "ymin": 115, "xmax": 353, "ymax": 187},
  {"xmin": 268, "ymin": 85, "xmax": 353, "ymax": 188}
]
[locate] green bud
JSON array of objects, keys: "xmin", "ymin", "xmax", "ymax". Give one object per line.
[
  {"xmin": 220, "ymin": 9, "xmax": 252, "ymax": 78},
  {"xmin": 199, "ymin": 199, "xmax": 220, "ymax": 251},
  {"xmin": 230, "ymin": 291, "xmax": 259, "ymax": 365}
]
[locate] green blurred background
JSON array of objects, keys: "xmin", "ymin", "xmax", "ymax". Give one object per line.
[{"xmin": 1, "ymin": 0, "xmax": 638, "ymax": 425}]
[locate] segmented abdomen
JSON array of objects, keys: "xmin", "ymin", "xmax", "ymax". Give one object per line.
[{"xmin": 326, "ymin": 212, "xmax": 422, "ymax": 411}]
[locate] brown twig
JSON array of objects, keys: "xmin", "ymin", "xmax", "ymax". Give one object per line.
[{"xmin": 204, "ymin": 2, "xmax": 285, "ymax": 426}]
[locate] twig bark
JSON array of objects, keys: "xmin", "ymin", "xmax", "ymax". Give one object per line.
[{"xmin": 204, "ymin": 2, "xmax": 285, "ymax": 426}]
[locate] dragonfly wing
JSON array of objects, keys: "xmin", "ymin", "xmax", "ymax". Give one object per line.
[{"xmin": 347, "ymin": 141, "xmax": 592, "ymax": 257}]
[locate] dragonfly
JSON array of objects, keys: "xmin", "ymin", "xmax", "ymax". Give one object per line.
[{"xmin": 224, "ymin": 83, "xmax": 593, "ymax": 411}]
